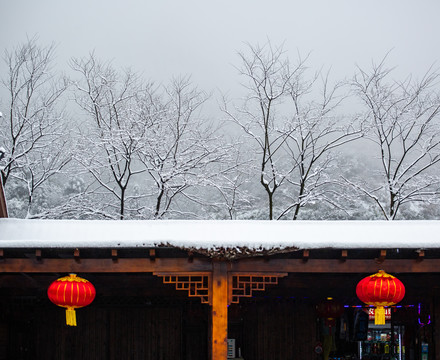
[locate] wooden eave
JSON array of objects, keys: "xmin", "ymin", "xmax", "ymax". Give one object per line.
[{"xmin": 0, "ymin": 247, "xmax": 439, "ymax": 273}]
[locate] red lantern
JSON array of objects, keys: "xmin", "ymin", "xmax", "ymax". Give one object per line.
[
  {"xmin": 47, "ymin": 274, "xmax": 96, "ymax": 326},
  {"xmin": 316, "ymin": 297, "xmax": 344, "ymax": 329},
  {"xmin": 356, "ymin": 270, "xmax": 405, "ymax": 325}
]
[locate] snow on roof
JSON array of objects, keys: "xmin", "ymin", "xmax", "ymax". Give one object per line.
[{"xmin": 1, "ymin": 219, "xmax": 440, "ymax": 255}]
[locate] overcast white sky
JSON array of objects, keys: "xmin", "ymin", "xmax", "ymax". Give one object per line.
[{"xmin": 1, "ymin": 0, "xmax": 440, "ymax": 94}]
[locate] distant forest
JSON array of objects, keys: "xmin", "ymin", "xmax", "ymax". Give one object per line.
[{"xmin": 2, "ymin": 38, "xmax": 440, "ymax": 220}]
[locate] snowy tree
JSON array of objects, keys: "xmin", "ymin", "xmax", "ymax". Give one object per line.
[
  {"xmin": 224, "ymin": 42, "xmax": 362, "ymax": 220},
  {"xmin": 348, "ymin": 59, "xmax": 440, "ymax": 220},
  {"xmin": 203, "ymin": 144, "xmax": 255, "ymax": 220},
  {"xmin": 138, "ymin": 76, "xmax": 230, "ymax": 219},
  {"xmin": 0, "ymin": 38, "xmax": 70, "ymax": 218},
  {"xmin": 70, "ymin": 56, "xmax": 229, "ymax": 220},
  {"xmin": 70, "ymin": 54, "xmax": 150, "ymax": 219}
]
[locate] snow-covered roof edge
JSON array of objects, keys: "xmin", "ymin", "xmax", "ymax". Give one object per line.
[{"xmin": 1, "ymin": 218, "xmax": 439, "ymax": 252}]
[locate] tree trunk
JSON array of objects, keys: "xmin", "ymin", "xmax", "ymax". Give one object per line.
[
  {"xmin": 120, "ymin": 187, "xmax": 125, "ymax": 220},
  {"xmin": 268, "ymin": 191, "xmax": 274, "ymax": 220}
]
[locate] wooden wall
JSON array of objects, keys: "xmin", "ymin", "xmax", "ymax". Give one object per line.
[
  {"xmin": 0, "ymin": 296, "xmax": 322, "ymax": 360},
  {"xmin": 1, "ymin": 279, "xmax": 435, "ymax": 360},
  {"xmin": 1, "ymin": 302, "xmax": 190, "ymax": 360},
  {"xmin": 228, "ymin": 299, "xmax": 318, "ymax": 360}
]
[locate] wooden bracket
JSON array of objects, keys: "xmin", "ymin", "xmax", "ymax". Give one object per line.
[
  {"xmin": 302, "ymin": 250, "xmax": 310, "ymax": 262},
  {"xmin": 417, "ymin": 249, "xmax": 425, "ymax": 262},
  {"xmin": 228, "ymin": 272, "xmax": 288, "ymax": 305},
  {"xmin": 154, "ymin": 272, "xmax": 211, "ymax": 305},
  {"xmin": 35, "ymin": 249, "xmax": 42, "ymax": 261},
  {"xmin": 375, "ymin": 249, "xmax": 386, "ymax": 263},
  {"xmin": 149, "ymin": 249, "xmax": 156, "ymax": 261},
  {"xmin": 341, "ymin": 250, "xmax": 348, "ymax": 262},
  {"xmin": 111, "ymin": 249, "xmax": 118, "ymax": 262},
  {"xmin": 154, "ymin": 270, "xmax": 287, "ymax": 307},
  {"xmin": 0, "ymin": 249, "xmax": 4, "ymax": 260},
  {"xmin": 187, "ymin": 251, "xmax": 194, "ymax": 263},
  {"xmin": 74, "ymin": 249, "xmax": 80, "ymax": 262}
]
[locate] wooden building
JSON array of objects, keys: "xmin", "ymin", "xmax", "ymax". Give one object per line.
[{"xmin": 1, "ymin": 184, "xmax": 440, "ymax": 359}]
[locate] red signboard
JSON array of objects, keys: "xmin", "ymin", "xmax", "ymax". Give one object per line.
[{"xmin": 368, "ymin": 307, "xmax": 391, "ymax": 321}]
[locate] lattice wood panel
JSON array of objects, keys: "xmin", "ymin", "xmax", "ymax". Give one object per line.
[
  {"xmin": 154, "ymin": 272, "xmax": 212, "ymax": 305},
  {"xmin": 229, "ymin": 273, "xmax": 287, "ymax": 304}
]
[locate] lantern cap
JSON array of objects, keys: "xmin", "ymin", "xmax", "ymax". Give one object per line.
[
  {"xmin": 375, "ymin": 270, "xmax": 395, "ymax": 278},
  {"xmin": 55, "ymin": 273, "xmax": 90, "ymax": 283}
]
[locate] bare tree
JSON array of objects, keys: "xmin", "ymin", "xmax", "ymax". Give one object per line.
[
  {"xmin": 224, "ymin": 42, "xmax": 362, "ymax": 220},
  {"xmin": 349, "ymin": 59, "xmax": 440, "ymax": 219},
  {"xmin": 138, "ymin": 76, "xmax": 229, "ymax": 219},
  {"xmin": 70, "ymin": 54, "xmax": 150, "ymax": 219},
  {"xmin": 204, "ymin": 145, "xmax": 255, "ymax": 219},
  {"xmin": 0, "ymin": 38, "xmax": 70, "ymax": 217}
]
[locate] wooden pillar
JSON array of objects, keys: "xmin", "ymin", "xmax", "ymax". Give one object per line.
[{"xmin": 211, "ymin": 260, "xmax": 228, "ymax": 360}]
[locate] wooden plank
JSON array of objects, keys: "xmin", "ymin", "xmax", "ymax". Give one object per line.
[
  {"xmin": 0, "ymin": 258, "xmax": 212, "ymax": 273},
  {"xmin": 211, "ymin": 261, "xmax": 228, "ymax": 360}
]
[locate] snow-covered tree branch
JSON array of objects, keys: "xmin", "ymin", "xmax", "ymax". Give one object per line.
[
  {"xmin": 70, "ymin": 53, "xmax": 150, "ymax": 219},
  {"xmin": 350, "ymin": 59, "xmax": 440, "ymax": 219},
  {"xmin": 224, "ymin": 41, "xmax": 362, "ymax": 220},
  {"xmin": 138, "ymin": 76, "xmax": 230, "ymax": 219},
  {"xmin": 0, "ymin": 37, "xmax": 71, "ymax": 218}
]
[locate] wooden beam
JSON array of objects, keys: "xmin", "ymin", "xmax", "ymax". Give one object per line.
[
  {"xmin": 211, "ymin": 261, "xmax": 228, "ymax": 360},
  {"xmin": 229, "ymin": 258, "xmax": 440, "ymax": 273},
  {"xmin": 2, "ymin": 257, "xmax": 440, "ymax": 274},
  {"xmin": 0, "ymin": 258, "xmax": 212, "ymax": 273}
]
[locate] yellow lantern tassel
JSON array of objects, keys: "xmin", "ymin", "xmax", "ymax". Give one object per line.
[
  {"xmin": 375, "ymin": 306, "xmax": 385, "ymax": 325},
  {"xmin": 65, "ymin": 307, "xmax": 77, "ymax": 326}
]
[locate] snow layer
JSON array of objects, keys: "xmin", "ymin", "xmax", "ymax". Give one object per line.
[{"xmin": 1, "ymin": 218, "xmax": 440, "ymax": 250}]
